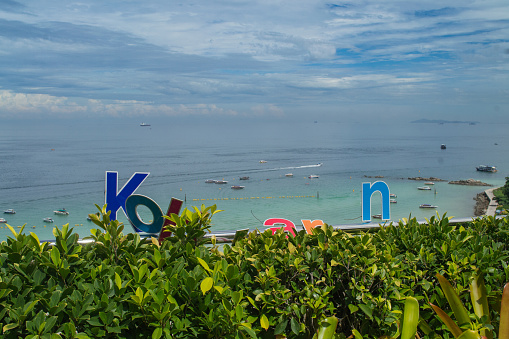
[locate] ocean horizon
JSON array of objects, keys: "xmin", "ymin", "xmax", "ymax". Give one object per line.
[{"xmin": 1, "ymin": 119, "xmax": 508, "ymax": 241}]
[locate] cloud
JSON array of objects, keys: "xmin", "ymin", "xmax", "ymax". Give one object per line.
[
  {"xmin": 0, "ymin": 0, "xmax": 508, "ymax": 122},
  {"xmin": 0, "ymin": 90, "xmax": 240, "ymax": 118},
  {"xmin": 0, "ymin": 90, "xmax": 86, "ymax": 116}
]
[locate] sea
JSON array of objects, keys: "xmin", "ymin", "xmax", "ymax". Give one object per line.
[{"xmin": 1, "ymin": 119, "xmax": 508, "ymax": 241}]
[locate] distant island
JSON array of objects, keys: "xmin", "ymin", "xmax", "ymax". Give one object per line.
[{"xmin": 411, "ymin": 119, "xmax": 479, "ymax": 125}]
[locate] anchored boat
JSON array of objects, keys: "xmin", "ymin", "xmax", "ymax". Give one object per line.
[
  {"xmin": 476, "ymin": 165, "xmax": 497, "ymax": 172},
  {"xmin": 419, "ymin": 204, "xmax": 438, "ymax": 209},
  {"xmin": 54, "ymin": 208, "xmax": 69, "ymax": 215}
]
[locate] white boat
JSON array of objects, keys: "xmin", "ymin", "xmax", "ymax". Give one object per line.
[
  {"xmin": 205, "ymin": 179, "xmax": 216, "ymax": 183},
  {"xmin": 0, "ymin": 218, "xmax": 6, "ymax": 223},
  {"xmin": 372, "ymin": 214, "xmax": 382, "ymax": 219},
  {"xmin": 43, "ymin": 217, "xmax": 54, "ymax": 223},
  {"xmin": 420, "ymin": 204, "xmax": 438, "ymax": 209},
  {"xmin": 476, "ymin": 165, "xmax": 497, "ymax": 172},
  {"xmin": 215, "ymin": 180, "xmax": 228, "ymax": 184},
  {"xmin": 3, "ymin": 209, "xmax": 15, "ymax": 214},
  {"xmin": 424, "ymin": 182, "xmax": 434, "ymax": 185},
  {"xmin": 308, "ymin": 175, "xmax": 319, "ymax": 179},
  {"xmin": 417, "ymin": 186, "xmax": 431, "ymax": 190},
  {"xmin": 140, "ymin": 122, "xmax": 151, "ymax": 127},
  {"xmin": 231, "ymin": 185, "xmax": 245, "ymax": 190},
  {"xmin": 285, "ymin": 173, "xmax": 294, "ymax": 177},
  {"xmin": 259, "ymin": 160, "xmax": 267, "ymax": 163},
  {"xmin": 390, "ymin": 199, "xmax": 397, "ymax": 203},
  {"xmin": 54, "ymin": 208, "xmax": 69, "ymax": 215}
]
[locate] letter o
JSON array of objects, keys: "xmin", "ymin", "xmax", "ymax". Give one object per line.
[{"xmin": 125, "ymin": 194, "xmax": 164, "ymax": 234}]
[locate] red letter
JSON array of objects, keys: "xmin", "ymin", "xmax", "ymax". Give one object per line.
[{"xmin": 263, "ymin": 218, "xmax": 296, "ymax": 237}]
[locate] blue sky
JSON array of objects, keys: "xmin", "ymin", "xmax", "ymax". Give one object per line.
[{"xmin": 0, "ymin": 0, "xmax": 508, "ymax": 122}]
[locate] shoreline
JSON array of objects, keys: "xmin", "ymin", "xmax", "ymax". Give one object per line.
[{"xmin": 474, "ymin": 187, "xmax": 499, "ymax": 216}]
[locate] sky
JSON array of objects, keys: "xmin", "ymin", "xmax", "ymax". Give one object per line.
[{"xmin": 0, "ymin": 0, "xmax": 508, "ymax": 123}]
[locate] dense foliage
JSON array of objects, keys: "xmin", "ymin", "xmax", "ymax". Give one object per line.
[
  {"xmin": 0, "ymin": 204, "xmax": 508, "ymax": 338},
  {"xmin": 494, "ymin": 177, "xmax": 509, "ymax": 212}
]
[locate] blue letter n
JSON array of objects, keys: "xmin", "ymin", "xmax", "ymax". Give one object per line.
[{"xmin": 362, "ymin": 181, "xmax": 390, "ymax": 222}]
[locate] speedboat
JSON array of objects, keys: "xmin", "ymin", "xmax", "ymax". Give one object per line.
[
  {"xmin": 231, "ymin": 185, "xmax": 245, "ymax": 190},
  {"xmin": 390, "ymin": 199, "xmax": 397, "ymax": 203},
  {"xmin": 420, "ymin": 204, "xmax": 438, "ymax": 209},
  {"xmin": 259, "ymin": 160, "xmax": 267, "ymax": 163},
  {"xmin": 3, "ymin": 209, "xmax": 15, "ymax": 214},
  {"xmin": 285, "ymin": 173, "xmax": 294, "ymax": 177},
  {"xmin": 424, "ymin": 182, "xmax": 434, "ymax": 185},
  {"xmin": 476, "ymin": 165, "xmax": 497, "ymax": 172},
  {"xmin": 43, "ymin": 217, "xmax": 54, "ymax": 223},
  {"xmin": 140, "ymin": 122, "xmax": 151, "ymax": 127},
  {"xmin": 239, "ymin": 176, "xmax": 250, "ymax": 180},
  {"xmin": 418, "ymin": 186, "xmax": 431, "ymax": 190},
  {"xmin": 308, "ymin": 175, "xmax": 319, "ymax": 179},
  {"xmin": 0, "ymin": 218, "xmax": 6, "ymax": 223},
  {"xmin": 205, "ymin": 179, "xmax": 216, "ymax": 183},
  {"xmin": 441, "ymin": 144, "xmax": 446, "ymax": 149},
  {"xmin": 389, "ymin": 193, "xmax": 397, "ymax": 198},
  {"xmin": 372, "ymin": 214, "xmax": 382, "ymax": 219},
  {"xmin": 54, "ymin": 208, "xmax": 69, "ymax": 215},
  {"xmin": 215, "ymin": 180, "xmax": 228, "ymax": 184}
]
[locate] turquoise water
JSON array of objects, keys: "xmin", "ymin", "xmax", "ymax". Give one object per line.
[{"xmin": 1, "ymin": 119, "xmax": 508, "ymax": 241}]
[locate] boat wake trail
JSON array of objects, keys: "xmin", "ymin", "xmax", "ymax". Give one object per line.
[{"xmin": 277, "ymin": 163, "xmax": 323, "ymax": 170}]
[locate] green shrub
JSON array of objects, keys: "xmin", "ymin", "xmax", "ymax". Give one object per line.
[{"xmin": 0, "ymin": 206, "xmax": 508, "ymax": 338}]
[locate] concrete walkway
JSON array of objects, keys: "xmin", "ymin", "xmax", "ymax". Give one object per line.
[{"xmin": 484, "ymin": 188, "xmax": 499, "ymax": 216}]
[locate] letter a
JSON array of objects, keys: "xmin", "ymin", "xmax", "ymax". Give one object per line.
[
  {"xmin": 105, "ymin": 171, "xmax": 149, "ymax": 220},
  {"xmin": 362, "ymin": 181, "xmax": 390, "ymax": 222}
]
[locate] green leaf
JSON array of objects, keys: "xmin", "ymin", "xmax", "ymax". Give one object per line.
[
  {"xmin": 401, "ymin": 297, "xmax": 419, "ymax": 339},
  {"xmin": 436, "ymin": 274, "xmax": 470, "ymax": 327},
  {"xmin": 51, "ymin": 246, "xmax": 61, "ymax": 267},
  {"xmin": 470, "ymin": 273, "xmax": 491, "ymax": 339},
  {"xmin": 114, "ymin": 272, "xmax": 122, "ymax": 290},
  {"xmin": 358, "ymin": 304, "xmax": 373, "ymax": 320},
  {"xmin": 500, "ymin": 283, "xmax": 509, "ymax": 339},
  {"xmin": 152, "ymin": 327, "xmax": 163, "ymax": 339},
  {"xmin": 291, "ymin": 318, "xmax": 300, "ymax": 335},
  {"xmin": 274, "ymin": 320, "xmax": 288, "ymax": 335},
  {"xmin": 197, "ymin": 257, "xmax": 212, "ymax": 273},
  {"xmin": 317, "ymin": 316, "xmax": 339, "ymax": 339},
  {"xmin": 457, "ymin": 330, "xmax": 480, "ymax": 339},
  {"xmin": 240, "ymin": 324, "xmax": 257, "ymax": 338},
  {"xmin": 348, "ymin": 304, "xmax": 359, "ymax": 313},
  {"xmin": 3, "ymin": 323, "xmax": 18, "ymax": 333},
  {"xmin": 352, "ymin": 329, "xmax": 363, "ymax": 339},
  {"xmin": 200, "ymin": 277, "xmax": 213, "ymax": 295},
  {"xmin": 260, "ymin": 314, "xmax": 269, "ymax": 330}
]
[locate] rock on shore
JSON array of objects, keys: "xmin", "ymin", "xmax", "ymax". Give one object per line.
[
  {"xmin": 474, "ymin": 192, "xmax": 490, "ymax": 216},
  {"xmin": 449, "ymin": 178, "xmax": 492, "ymax": 186},
  {"xmin": 408, "ymin": 177, "xmax": 447, "ymax": 181}
]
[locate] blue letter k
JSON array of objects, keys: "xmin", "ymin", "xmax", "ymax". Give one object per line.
[{"xmin": 105, "ymin": 171, "xmax": 149, "ymax": 221}]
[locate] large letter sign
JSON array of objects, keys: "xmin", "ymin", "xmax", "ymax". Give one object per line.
[
  {"xmin": 362, "ymin": 181, "xmax": 390, "ymax": 222},
  {"xmin": 105, "ymin": 171, "xmax": 149, "ymax": 220},
  {"xmin": 104, "ymin": 171, "xmax": 391, "ymax": 240},
  {"xmin": 125, "ymin": 194, "xmax": 164, "ymax": 234}
]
